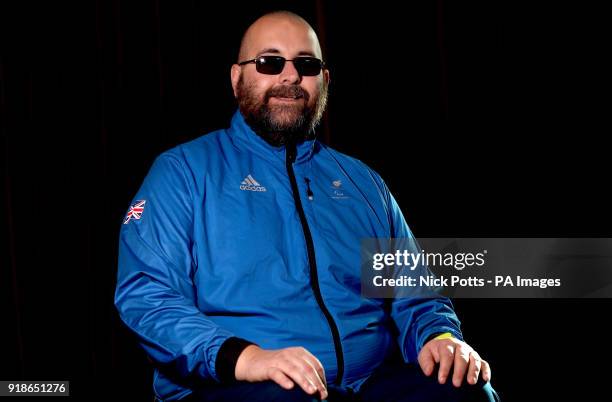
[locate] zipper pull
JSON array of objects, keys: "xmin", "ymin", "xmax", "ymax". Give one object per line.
[{"xmin": 305, "ymin": 178, "xmax": 314, "ymax": 200}]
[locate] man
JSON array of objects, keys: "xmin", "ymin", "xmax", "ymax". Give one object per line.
[{"xmin": 115, "ymin": 11, "xmax": 499, "ymax": 402}]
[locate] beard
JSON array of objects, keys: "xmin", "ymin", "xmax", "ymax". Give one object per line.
[{"xmin": 236, "ymin": 76, "xmax": 328, "ymax": 147}]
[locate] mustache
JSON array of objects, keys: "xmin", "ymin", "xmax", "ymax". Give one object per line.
[{"xmin": 265, "ymin": 85, "xmax": 309, "ymax": 102}]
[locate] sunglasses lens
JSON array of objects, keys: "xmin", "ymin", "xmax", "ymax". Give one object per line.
[
  {"xmin": 253, "ymin": 56, "xmax": 324, "ymax": 76},
  {"xmin": 256, "ymin": 56, "xmax": 285, "ymax": 75},
  {"xmin": 294, "ymin": 58, "xmax": 323, "ymax": 76}
]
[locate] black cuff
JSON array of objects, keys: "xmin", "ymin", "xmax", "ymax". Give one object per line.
[{"xmin": 215, "ymin": 337, "xmax": 256, "ymax": 383}]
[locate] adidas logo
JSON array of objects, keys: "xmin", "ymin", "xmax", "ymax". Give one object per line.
[{"xmin": 240, "ymin": 174, "xmax": 267, "ymax": 192}]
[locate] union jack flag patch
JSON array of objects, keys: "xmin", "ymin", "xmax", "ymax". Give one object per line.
[{"xmin": 124, "ymin": 200, "xmax": 146, "ymax": 224}]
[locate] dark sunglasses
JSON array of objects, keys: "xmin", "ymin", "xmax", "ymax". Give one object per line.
[{"xmin": 238, "ymin": 55, "xmax": 325, "ymax": 76}]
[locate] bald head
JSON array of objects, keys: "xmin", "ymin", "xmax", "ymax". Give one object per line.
[{"xmin": 237, "ymin": 11, "xmax": 323, "ymax": 63}]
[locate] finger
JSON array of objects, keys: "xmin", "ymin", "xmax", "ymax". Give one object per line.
[
  {"xmin": 418, "ymin": 347, "xmax": 436, "ymax": 377},
  {"xmin": 467, "ymin": 353, "xmax": 482, "ymax": 385},
  {"xmin": 268, "ymin": 367, "xmax": 295, "ymax": 390},
  {"xmin": 297, "ymin": 348, "xmax": 328, "ymax": 398},
  {"xmin": 438, "ymin": 343, "xmax": 455, "ymax": 384},
  {"xmin": 280, "ymin": 359, "xmax": 320, "ymax": 396},
  {"xmin": 481, "ymin": 360, "xmax": 492, "ymax": 382},
  {"xmin": 430, "ymin": 342, "xmax": 441, "ymax": 363},
  {"xmin": 301, "ymin": 352, "xmax": 327, "ymax": 386},
  {"xmin": 303, "ymin": 358, "xmax": 328, "ymax": 399},
  {"xmin": 452, "ymin": 347, "xmax": 471, "ymax": 387}
]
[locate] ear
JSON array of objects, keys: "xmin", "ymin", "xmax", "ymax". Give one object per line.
[
  {"xmin": 230, "ymin": 64, "xmax": 241, "ymax": 98},
  {"xmin": 323, "ymin": 68, "xmax": 331, "ymax": 86}
]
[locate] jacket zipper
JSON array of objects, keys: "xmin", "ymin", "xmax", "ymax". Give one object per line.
[{"xmin": 285, "ymin": 141, "xmax": 345, "ymax": 386}]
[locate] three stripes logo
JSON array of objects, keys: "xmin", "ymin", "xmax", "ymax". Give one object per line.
[{"xmin": 240, "ymin": 174, "xmax": 267, "ymax": 192}]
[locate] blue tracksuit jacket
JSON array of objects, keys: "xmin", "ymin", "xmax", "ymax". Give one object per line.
[{"xmin": 115, "ymin": 110, "xmax": 463, "ymax": 400}]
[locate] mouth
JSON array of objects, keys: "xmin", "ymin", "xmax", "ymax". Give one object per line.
[{"xmin": 270, "ymin": 96, "xmax": 303, "ymax": 102}]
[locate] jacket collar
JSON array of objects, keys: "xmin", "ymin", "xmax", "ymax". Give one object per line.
[{"xmin": 227, "ymin": 109, "xmax": 317, "ymax": 165}]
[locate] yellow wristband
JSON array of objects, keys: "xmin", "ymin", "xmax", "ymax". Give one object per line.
[{"xmin": 434, "ymin": 332, "xmax": 454, "ymax": 340}]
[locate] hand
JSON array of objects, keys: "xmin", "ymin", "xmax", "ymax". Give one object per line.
[
  {"xmin": 418, "ymin": 337, "xmax": 491, "ymax": 387},
  {"xmin": 235, "ymin": 345, "xmax": 328, "ymax": 400}
]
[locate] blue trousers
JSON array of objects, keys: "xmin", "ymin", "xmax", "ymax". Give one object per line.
[{"xmin": 184, "ymin": 358, "xmax": 500, "ymax": 402}]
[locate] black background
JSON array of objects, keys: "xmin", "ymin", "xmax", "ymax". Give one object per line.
[{"xmin": 1, "ymin": 1, "xmax": 610, "ymax": 400}]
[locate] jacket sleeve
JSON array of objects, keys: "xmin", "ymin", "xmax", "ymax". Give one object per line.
[
  {"xmin": 114, "ymin": 152, "xmax": 251, "ymax": 382},
  {"xmin": 383, "ymin": 181, "xmax": 464, "ymax": 364}
]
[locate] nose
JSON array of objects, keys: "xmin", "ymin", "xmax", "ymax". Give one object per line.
[{"xmin": 278, "ymin": 60, "xmax": 301, "ymax": 85}]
